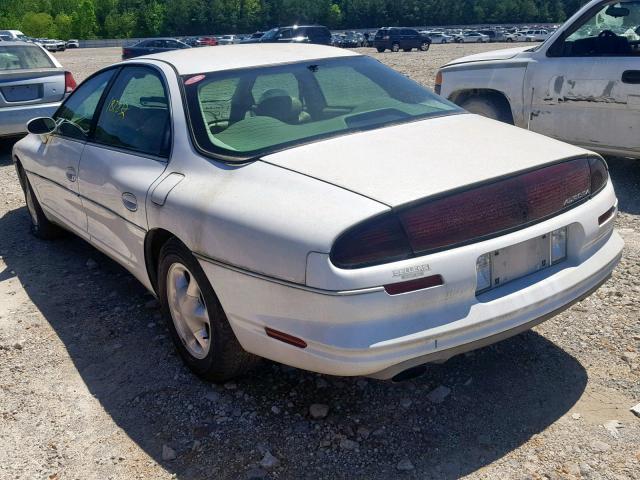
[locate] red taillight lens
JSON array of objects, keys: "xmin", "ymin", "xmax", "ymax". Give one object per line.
[
  {"xmin": 331, "ymin": 214, "xmax": 411, "ymax": 269},
  {"xmin": 399, "ymin": 158, "xmax": 593, "ymax": 254},
  {"xmin": 589, "ymin": 157, "xmax": 609, "ymax": 194},
  {"xmin": 64, "ymin": 71, "xmax": 76, "ymax": 93},
  {"xmin": 331, "ymin": 157, "xmax": 608, "ymax": 269}
]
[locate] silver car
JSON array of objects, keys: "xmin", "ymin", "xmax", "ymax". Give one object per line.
[{"xmin": 0, "ymin": 41, "xmax": 75, "ymax": 138}]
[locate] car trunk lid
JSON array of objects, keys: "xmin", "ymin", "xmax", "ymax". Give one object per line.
[
  {"xmin": 0, "ymin": 68, "xmax": 65, "ymax": 107},
  {"xmin": 261, "ymin": 114, "xmax": 589, "ymax": 207}
]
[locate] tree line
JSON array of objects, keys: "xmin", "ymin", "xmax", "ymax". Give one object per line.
[{"xmin": 1, "ymin": 0, "xmax": 590, "ymax": 40}]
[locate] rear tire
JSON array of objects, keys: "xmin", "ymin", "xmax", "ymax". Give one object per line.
[
  {"xmin": 459, "ymin": 94, "xmax": 514, "ymax": 124},
  {"xmin": 158, "ymin": 238, "xmax": 260, "ymax": 382},
  {"xmin": 18, "ymin": 167, "xmax": 64, "ymax": 240}
]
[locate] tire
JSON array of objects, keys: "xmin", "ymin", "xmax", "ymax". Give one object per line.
[
  {"xmin": 158, "ymin": 238, "xmax": 259, "ymax": 382},
  {"xmin": 376, "ymin": 47, "xmax": 385, "ymax": 53},
  {"xmin": 391, "ymin": 43, "xmax": 400, "ymax": 52},
  {"xmin": 420, "ymin": 41, "xmax": 430, "ymax": 51},
  {"xmin": 506, "ymin": 38, "xmax": 513, "ymax": 43},
  {"xmin": 459, "ymin": 94, "xmax": 514, "ymax": 124},
  {"xmin": 18, "ymin": 166, "xmax": 64, "ymax": 239}
]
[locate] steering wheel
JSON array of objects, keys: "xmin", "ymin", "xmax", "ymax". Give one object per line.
[{"xmin": 598, "ymin": 30, "xmax": 617, "ymax": 38}]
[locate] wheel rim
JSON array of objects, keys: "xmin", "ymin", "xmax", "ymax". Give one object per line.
[
  {"xmin": 166, "ymin": 263, "xmax": 211, "ymax": 359},
  {"xmin": 25, "ymin": 182, "xmax": 38, "ymax": 226}
]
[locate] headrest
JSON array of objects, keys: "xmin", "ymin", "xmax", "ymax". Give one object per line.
[{"xmin": 255, "ymin": 89, "xmax": 302, "ymax": 123}]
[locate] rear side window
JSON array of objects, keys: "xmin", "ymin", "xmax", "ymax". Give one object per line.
[
  {"xmin": 55, "ymin": 69, "xmax": 116, "ymax": 140},
  {"xmin": 94, "ymin": 66, "xmax": 171, "ymax": 157},
  {"xmin": 0, "ymin": 45, "xmax": 55, "ymax": 70}
]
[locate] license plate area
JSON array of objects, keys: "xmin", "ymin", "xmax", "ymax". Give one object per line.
[
  {"xmin": 476, "ymin": 228, "xmax": 568, "ymax": 294},
  {"xmin": 1, "ymin": 84, "xmax": 42, "ymax": 102}
]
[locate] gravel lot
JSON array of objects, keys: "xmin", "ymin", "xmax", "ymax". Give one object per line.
[{"xmin": 1, "ymin": 44, "xmax": 639, "ymax": 480}]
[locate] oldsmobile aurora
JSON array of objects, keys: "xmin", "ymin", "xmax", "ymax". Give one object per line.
[{"xmin": 13, "ymin": 44, "xmax": 623, "ymax": 381}]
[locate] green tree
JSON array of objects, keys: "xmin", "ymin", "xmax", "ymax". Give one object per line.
[
  {"xmin": 71, "ymin": 0, "xmax": 97, "ymax": 38},
  {"xmin": 21, "ymin": 11, "xmax": 55, "ymax": 37}
]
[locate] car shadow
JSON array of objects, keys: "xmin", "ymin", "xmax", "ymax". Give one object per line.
[
  {"xmin": 606, "ymin": 156, "xmax": 640, "ymax": 215},
  {"xmin": 0, "ymin": 202, "xmax": 590, "ymax": 479},
  {"xmin": 0, "ymin": 138, "xmax": 17, "ymax": 166}
]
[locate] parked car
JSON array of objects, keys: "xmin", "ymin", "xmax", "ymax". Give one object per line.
[
  {"xmin": 40, "ymin": 39, "xmax": 66, "ymax": 52},
  {"xmin": 66, "ymin": 39, "xmax": 80, "ymax": 49},
  {"xmin": 0, "ymin": 30, "xmax": 28, "ymax": 41},
  {"xmin": 455, "ymin": 31, "xmax": 490, "ymax": 43},
  {"xmin": 12, "ymin": 43, "xmax": 622, "ymax": 381},
  {"xmin": 421, "ymin": 31, "xmax": 453, "ymax": 44},
  {"xmin": 524, "ymin": 29, "xmax": 551, "ymax": 42},
  {"xmin": 0, "ymin": 41, "xmax": 76, "ymax": 138},
  {"xmin": 181, "ymin": 37, "xmax": 202, "ymax": 47},
  {"xmin": 436, "ymin": 0, "xmax": 640, "ymax": 160},
  {"xmin": 478, "ymin": 29, "xmax": 506, "ymax": 42},
  {"xmin": 246, "ymin": 25, "xmax": 332, "ymax": 45},
  {"xmin": 504, "ymin": 31, "xmax": 527, "ymax": 42},
  {"xmin": 218, "ymin": 35, "xmax": 239, "ymax": 45},
  {"xmin": 240, "ymin": 32, "xmax": 265, "ymax": 43},
  {"xmin": 122, "ymin": 38, "xmax": 190, "ymax": 59},
  {"xmin": 198, "ymin": 37, "xmax": 218, "ymax": 47},
  {"xmin": 374, "ymin": 27, "xmax": 431, "ymax": 52}
]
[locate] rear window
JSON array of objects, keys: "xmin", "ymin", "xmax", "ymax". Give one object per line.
[
  {"xmin": 0, "ymin": 45, "xmax": 55, "ymax": 70},
  {"xmin": 183, "ymin": 56, "xmax": 460, "ymax": 160}
]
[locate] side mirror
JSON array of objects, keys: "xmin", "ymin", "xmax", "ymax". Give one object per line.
[{"xmin": 27, "ymin": 117, "xmax": 56, "ymax": 135}]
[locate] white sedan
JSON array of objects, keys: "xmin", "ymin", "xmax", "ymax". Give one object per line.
[
  {"xmin": 455, "ymin": 32, "xmax": 490, "ymax": 43},
  {"xmin": 13, "ymin": 44, "xmax": 623, "ymax": 382}
]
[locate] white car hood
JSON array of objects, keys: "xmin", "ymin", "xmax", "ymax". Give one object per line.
[
  {"xmin": 262, "ymin": 113, "xmax": 589, "ymax": 207},
  {"xmin": 445, "ymin": 46, "xmax": 531, "ymax": 66}
]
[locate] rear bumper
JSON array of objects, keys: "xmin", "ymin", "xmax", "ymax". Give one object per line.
[
  {"xmin": 0, "ymin": 102, "xmax": 60, "ymax": 137},
  {"xmin": 198, "ymin": 215, "xmax": 622, "ymax": 379}
]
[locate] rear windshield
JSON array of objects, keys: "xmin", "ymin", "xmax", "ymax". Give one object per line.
[
  {"xmin": 0, "ymin": 45, "xmax": 55, "ymax": 70},
  {"xmin": 183, "ymin": 56, "xmax": 459, "ymax": 159}
]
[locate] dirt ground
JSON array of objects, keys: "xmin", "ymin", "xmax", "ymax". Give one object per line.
[{"xmin": 1, "ymin": 44, "xmax": 639, "ymax": 480}]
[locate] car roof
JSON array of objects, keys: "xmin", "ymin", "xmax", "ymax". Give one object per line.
[
  {"xmin": 144, "ymin": 43, "xmax": 360, "ymax": 75},
  {"xmin": 0, "ymin": 41, "xmax": 39, "ymax": 46}
]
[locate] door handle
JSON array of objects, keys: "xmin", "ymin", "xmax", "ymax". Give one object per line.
[
  {"xmin": 622, "ymin": 70, "xmax": 640, "ymax": 84},
  {"xmin": 121, "ymin": 192, "xmax": 138, "ymax": 212},
  {"xmin": 66, "ymin": 167, "xmax": 77, "ymax": 182}
]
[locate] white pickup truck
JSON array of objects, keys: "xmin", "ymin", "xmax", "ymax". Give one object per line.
[{"xmin": 436, "ymin": 0, "xmax": 640, "ymax": 159}]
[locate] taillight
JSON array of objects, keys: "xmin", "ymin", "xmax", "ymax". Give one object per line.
[
  {"xmin": 331, "ymin": 214, "xmax": 411, "ymax": 269},
  {"xmin": 123, "ymin": 48, "xmax": 131, "ymax": 57},
  {"xmin": 589, "ymin": 157, "xmax": 608, "ymax": 194},
  {"xmin": 64, "ymin": 71, "xmax": 76, "ymax": 93},
  {"xmin": 434, "ymin": 71, "xmax": 443, "ymax": 95},
  {"xmin": 331, "ymin": 157, "xmax": 608, "ymax": 269}
]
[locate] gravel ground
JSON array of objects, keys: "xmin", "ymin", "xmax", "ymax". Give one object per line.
[{"xmin": 1, "ymin": 44, "xmax": 639, "ymax": 480}]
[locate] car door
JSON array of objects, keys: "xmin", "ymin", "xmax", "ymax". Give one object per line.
[
  {"xmin": 526, "ymin": 1, "xmax": 640, "ymax": 155},
  {"xmin": 78, "ymin": 65, "xmax": 170, "ymax": 273},
  {"xmin": 25, "ymin": 68, "xmax": 116, "ymax": 236}
]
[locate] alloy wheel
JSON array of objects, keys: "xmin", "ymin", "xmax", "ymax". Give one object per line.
[{"xmin": 166, "ymin": 263, "xmax": 211, "ymax": 359}]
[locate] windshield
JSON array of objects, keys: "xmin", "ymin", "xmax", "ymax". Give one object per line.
[
  {"xmin": 0, "ymin": 45, "xmax": 55, "ymax": 70},
  {"xmin": 183, "ymin": 56, "xmax": 460, "ymax": 159}
]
